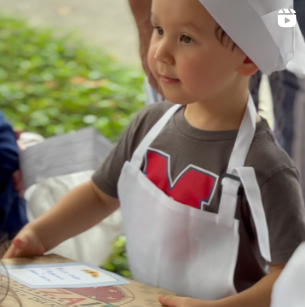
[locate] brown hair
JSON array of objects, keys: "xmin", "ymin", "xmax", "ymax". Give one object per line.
[{"xmin": 215, "ymin": 24, "xmax": 238, "ymax": 51}]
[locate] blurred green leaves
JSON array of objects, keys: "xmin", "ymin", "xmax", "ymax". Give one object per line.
[
  {"xmin": 102, "ymin": 236, "xmax": 131, "ymax": 278},
  {"xmin": 0, "ymin": 16, "xmax": 145, "ymax": 142}
]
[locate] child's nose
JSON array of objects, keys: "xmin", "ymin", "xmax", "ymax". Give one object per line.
[{"xmin": 154, "ymin": 40, "xmax": 175, "ymax": 65}]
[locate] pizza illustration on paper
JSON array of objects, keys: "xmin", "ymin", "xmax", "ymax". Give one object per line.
[
  {"xmin": 82, "ymin": 269, "xmax": 100, "ymax": 278},
  {"xmin": 10, "ymin": 280, "xmax": 135, "ymax": 306}
]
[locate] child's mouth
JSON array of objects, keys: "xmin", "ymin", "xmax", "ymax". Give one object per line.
[{"xmin": 159, "ymin": 75, "xmax": 180, "ymax": 84}]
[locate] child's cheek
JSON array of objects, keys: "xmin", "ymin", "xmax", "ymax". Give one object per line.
[
  {"xmin": 148, "ymin": 44, "xmax": 158, "ymax": 77},
  {"xmin": 179, "ymin": 61, "xmax": 205, "ymax": 87},
  {"xmin": 179, "ymin": 60, "xmax": 216, "ymax": 94}
]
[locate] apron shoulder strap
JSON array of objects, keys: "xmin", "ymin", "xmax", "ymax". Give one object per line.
[
  {"xmin": 227, "ymin": 95, "xmax": 256, "ymax": 172},
  {"xmin": 236, "ymin": 167, "xmax": 271, "ymax": 262},
  {"xmin": 219, "ymin": 167, "xmax": 271, "ymax": 262}
]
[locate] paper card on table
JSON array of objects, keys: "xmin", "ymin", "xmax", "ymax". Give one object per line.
[{"xmin": 1, "ymin": 262, "xmax": 129, "ymax": 289}]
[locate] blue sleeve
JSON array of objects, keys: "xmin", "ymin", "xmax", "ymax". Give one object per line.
[{"xmin": 0, "ymin": 112, "xmax": 19, "ymax": 190}]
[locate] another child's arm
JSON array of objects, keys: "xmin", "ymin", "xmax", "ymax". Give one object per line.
[
  {"xmin": 128, "ymin": 0, "xmax": 161, "ymax": 93},
  {"xmin": 128, "ymin": 0, "xmax": 152, "ymax": 62},
  {"xmin": 0, "ymin": 112, "xmax": 19, "ymax": 194},
  {"xmin": 159, "ymin": 263, "xmax": 285, "ymax": 307},
  {"xmin": 4, "ymin": 180, "xmax": 119, "ymax": 258}
]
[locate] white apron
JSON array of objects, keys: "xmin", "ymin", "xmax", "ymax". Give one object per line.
[{"xmin": 118, "ymin": 94, "xmax": 271, "ymax": 300}]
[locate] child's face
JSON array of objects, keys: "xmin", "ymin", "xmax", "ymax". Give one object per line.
[{"xmin": 148, "ymin": 0, "xmax": 250, "ymax": 105}]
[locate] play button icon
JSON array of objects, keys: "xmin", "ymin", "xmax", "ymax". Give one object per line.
[{"xmin": 278, "ymin": 8, "xmax": 297, "ymax": 28}]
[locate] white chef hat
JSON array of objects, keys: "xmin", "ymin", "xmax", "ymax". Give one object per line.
[{"xmin": 198, "ymin": 0, "xmax": 305, "ymax": 77}]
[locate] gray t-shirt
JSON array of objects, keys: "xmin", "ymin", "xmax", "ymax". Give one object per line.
[{"xmin": 93, "ymin": 102, "xmax": 305, "ymax": 292}]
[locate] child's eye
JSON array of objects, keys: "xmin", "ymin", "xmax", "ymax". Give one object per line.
[
  {"xmin": 154, "ymin": 26, "xmax": 164, "ymax": 37},
  {"xmin": 180, "ymin": 34, "xmax": 195, "ymax": 44}
]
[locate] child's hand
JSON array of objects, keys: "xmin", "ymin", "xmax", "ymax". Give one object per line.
[
  {"xmin": 159, "ymin": 296, "xmax": 217, "ymax": 307},
  {"xmin": 3, "ymin": 226, "xmax": 46, "ymax": 259}
]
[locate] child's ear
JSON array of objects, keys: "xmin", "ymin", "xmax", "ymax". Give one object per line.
[{"xmin": 237, "ymin": 56, "xmax": 259, "ymax": 77}]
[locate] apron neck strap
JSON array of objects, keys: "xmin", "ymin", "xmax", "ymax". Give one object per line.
[
  {"xmin": 132, "ymin": 93, "xmax": 256, "ymax": 170},
  {"xmin": 227, "ymin": 94, "xmax": 257, "ymax": 172},
  {"xmin": 218, "ymin": 93, "xmax": 257, "ymax": 217},
  {"xmin": 219, "ymin": 93, "xmax": 257, "ymax": 216},
  {"xmin": 218, "ymin": 95, "xmax": 271, "ymax": 262},
  {"xmin": 131, "ymin": 104, "xmax": 181, "ymax": 168}
]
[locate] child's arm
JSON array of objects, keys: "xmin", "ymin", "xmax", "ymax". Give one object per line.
[
  {"xmin": 159, "ymin": 263, "xmax": 285, "ymax": 307},
  {"xmin": 4, "ymin": 180, "xmax": 119, "ymax": 258},
  {"xmin": 216, "ymin": 263, "xmax": 284, "ymax": 307}
]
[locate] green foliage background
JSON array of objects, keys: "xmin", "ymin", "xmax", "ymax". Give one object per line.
[
  {"xmin": 0, "ymin": 16, "xmax": 145, "ymax": 277},
  {"xmin": 0, "ymin": 16, "xmax": 144, "ymax": 143}
]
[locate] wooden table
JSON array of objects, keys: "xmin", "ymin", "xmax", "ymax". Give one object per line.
[{"xmin": 3, "ymin": 254, "xmax": 174, "ymax": 307}]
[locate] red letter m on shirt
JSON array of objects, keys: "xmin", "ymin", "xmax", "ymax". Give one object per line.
[{"xmin": 143, "ymin": 149, "xmax": 218, "ymax": 210}]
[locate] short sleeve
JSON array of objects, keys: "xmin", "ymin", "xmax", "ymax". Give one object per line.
[
  {"xmin": 260, "ymin": 167, "xmax": 305, "ymax": 264},
  {"xmin": 92, "ymin": 115, "xmax": 139, "ymax": 198}
]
